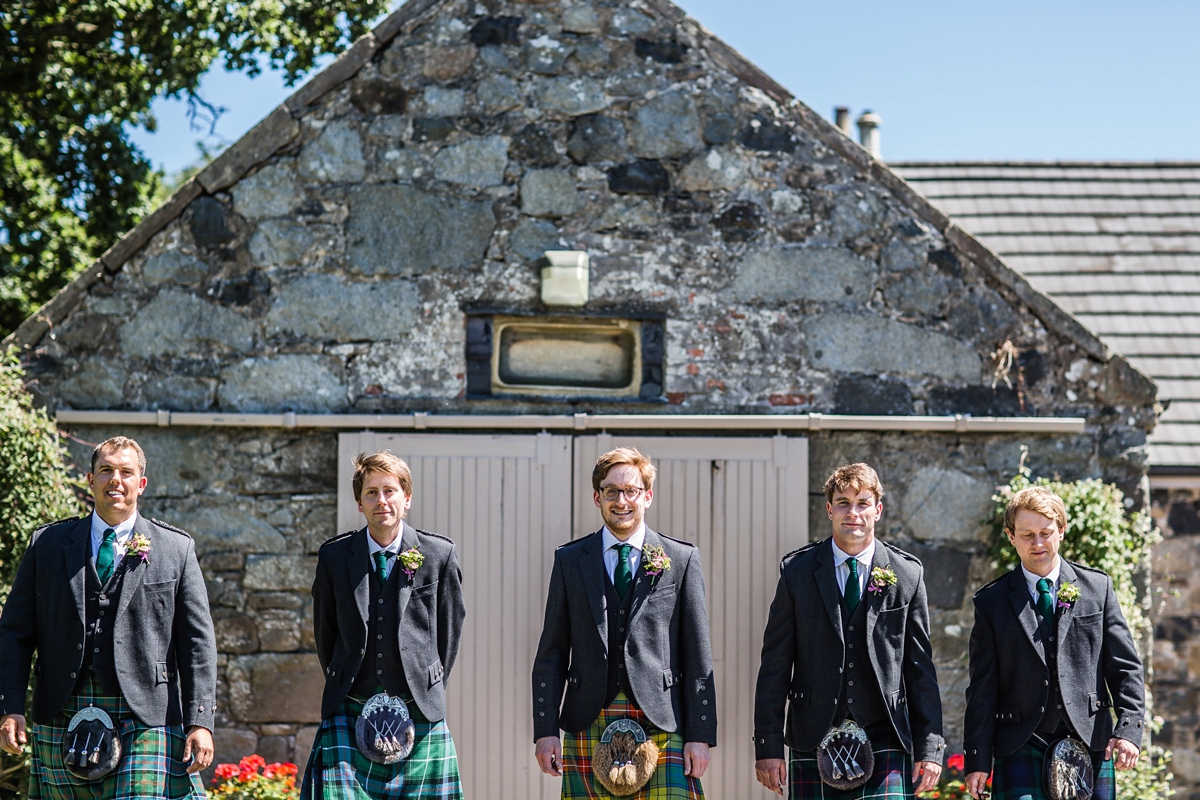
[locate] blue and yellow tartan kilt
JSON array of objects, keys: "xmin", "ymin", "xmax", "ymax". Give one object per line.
[
  {"xmin": 28, "ymin": 675, "xmax": 204, "ymax": 800},
  {"xmin": 992, "ymin": 734, "xmax": 1116, "ymax": 800},
  {"xmin": 300, "ymin": 694, "xmax": 463, "ymax": 800},
  {"xmin": 560, "ymin": 693, "xmax": 703, "ymax": 800},
  {"xmin": 788, "ymin": 722, "xmax": 912, "ymax": 800}
]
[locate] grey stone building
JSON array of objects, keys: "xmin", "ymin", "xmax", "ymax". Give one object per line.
[{"xmin": 4, "ymin": 0, "xmax": 1158, "ymax": 796}]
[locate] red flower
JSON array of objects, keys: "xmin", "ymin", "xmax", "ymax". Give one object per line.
[
  {"xmin": 947, "ymin": 753, "xmax": 965, "ymax": 771},
  {"xmin": 213, "ymin": 763, "xmax": 238, "ymax": 781}
]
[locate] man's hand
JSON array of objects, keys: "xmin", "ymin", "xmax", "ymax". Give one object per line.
[
  {"xmin": 183, "ymin": 727, "xmax": 214, "ymax": 774},
  {"xmin": 913, "ymin": 760, "xmax": 942, "ymax": 794},
  {"xmin": 755, "ymin": 757, "xmax": 788, "ymax": 796},
  {"xmin": 0, "ymin": 715, "xmax": 27, "ymax": 755},
  {"xmin": 535, "ymin": 736, "xmax": 562, "ymax": 777},
  {"xmin": 965, "ymin": 771, "xmax": 991, "ymax": 799},
  {"xmin": 683, "ymin": 742, "xmax": 710, "ymax": 778},
  {"xmin": 1106, "ymin": 737, "xmax": 1140, "ymax": 770}
]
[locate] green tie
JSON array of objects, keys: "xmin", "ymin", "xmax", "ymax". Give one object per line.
[
  {"xmin": 844, "ymin": 557, "xmax": 861, "ymax": 613},
  {"xmin": 614, "ymin": 543, "xmax": 634, "ymax": 599},
  {"xmin": 97, "ymin": 528, "xmax": 117, "ymax": 584},
  {"xmin": 374, "ymin": 551, "xmax": 390, "ymax": 586},
  {"xmin": 1036, "ymin": 578, "xmax": 1055, "ymax": 627}
]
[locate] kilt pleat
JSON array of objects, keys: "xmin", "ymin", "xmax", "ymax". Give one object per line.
[
  {"xmin": 788, "ymin": 723, "xmax": 912, "ymax": 800},
  {"xmin": 560, "ymin": 693, "xmax": 702, "ymax": 800},
  {"xmin": 300, "ymin": 694, "xmax": 463, "ymax": 800},
  {"xmin": 28, "ymin": 675, "xmax": 204, "ymax": 800},
  {"xmin": 992, "ymin": 735, "xmax": 1116, "ymax": 800}
]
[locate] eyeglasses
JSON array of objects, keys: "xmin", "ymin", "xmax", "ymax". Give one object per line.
[{"xmin": 599, "ymin": 486, "xmax": 646, "ymax": 502}]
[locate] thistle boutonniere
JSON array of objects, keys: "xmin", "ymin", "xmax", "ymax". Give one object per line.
[
  {"xmin": 127, "ymin": 532, "xmax": 152, "ymax": 562},
  {"xmin": 642, "ymin": 544, "xmax": 671, "ymax": 577},
  {"xmin": 867, "ymin": 565, "xmax": 897, "ymax": 594},
  {"xmin": 1056, "ymin": 581, "xmax": 1080, "ymax": 610},
  {"xmin": 399, "ymin": 548, "xmax": 424, "ymax": 580}
]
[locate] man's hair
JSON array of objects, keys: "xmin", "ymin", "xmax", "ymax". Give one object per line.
[
  {"xmin": 91, "ymin": 436, "xmax": 147, "ymax": 476},
  {"xmin": 592, "ymin": 447, "xmax": 657, "ymax": 494},
  {"xmin": 823, "ymin": 463, "xmax": 884, "ymax": 504},
  {"xmin": 352, "ymin": 451, "xmax": 414, "ymax": 503},
  {"xmin": 1004, "ymin": 486, "xmax": 1067, "ymax": 534}
]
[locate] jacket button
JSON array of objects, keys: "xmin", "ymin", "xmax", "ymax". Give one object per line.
[
  {"xmin": 799, "ymin": 693, "xmax": 804, "ymax": 698},
  {"xmin": 539, "ymin": 711, "xmax": 545, "ymax": 717},
  {"xmin": 848, "ymin": 681, "xmax": 854, "ymax": 687},
  {"xmin": 540, "ymin": 682, "xmax": 546, "ymax": 688},
  {"xmin": 1040, "ymin": 707, "xmax": 1045, "ymax": 713},
  {"xmin": 848, "ymin": 663, "xmax": 854, "ymax": 669},
  {"xmin": 199, "ymin": 705, "xmax": 204, "ymax": 712},
  {"xmin": 1044, "ymin": 680, "xmax": 1049, "ymax": 686},
  {"xmin": 972, "ymin": 749, "xmax": 977, "ymax": 755},
  {"xmin": 701, "ymin": 715, "xmax": 707, "ymax": 721},
  {"xmin": 70, "ymin": 672, "xmax": 77, "ymax": 679},
  {"xmin": 849, "ymin": 626, "xmax": 855, "ymax": 632},
  {"xmin": 538, "ymin": 697, "xmax": 544, "ymax": 703},
  {"xmin": 759, "ymin": 738, "xmax": 765, "ymax": 744},
  {"xmin": 77, "ymin": 644, "xmax": 83, "ymax": 650},
  {"xmin": 702, "ymin": 700, "xmax": 708, "ymax": 706},
  {"xmin": 848, "ymin": 698, "xmax": 854, "ymax": 704}
]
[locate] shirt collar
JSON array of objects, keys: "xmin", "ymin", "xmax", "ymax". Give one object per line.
[
  {"xmin": 366, "ymin": 525, "xmax": 406, "ymax": 556},
  {"xmin": 1021, "ymin": 560, "xmax": 1061, "ymax": 593},
  {"xmin": 90, "ymin": 511, "xmax": 137, "ymax": 543},
  {"xmin": 602, "ymin": 524, "xmax": 646, "ymax": 552},
  {"xmin": 830, "ymin": 538, "xmax": 875, "ymax": 568}
]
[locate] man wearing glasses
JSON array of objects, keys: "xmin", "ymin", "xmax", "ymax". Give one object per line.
[{"xmin": 532, "ymin": 447, "xmax": 716, "ymax": 799}]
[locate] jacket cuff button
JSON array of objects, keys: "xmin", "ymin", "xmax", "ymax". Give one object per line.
[{"xmin": 539, "ymin": 712, "xmax": 545, "ymax": 717}]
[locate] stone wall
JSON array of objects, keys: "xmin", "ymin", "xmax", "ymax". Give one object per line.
[
  {"xmin": 1151, "ymin": 484, "xmax": 1200, "ymax": 798},
  {"xmin": 19, "ymin": 0, "xmax": 1159, "ymax": 771}
]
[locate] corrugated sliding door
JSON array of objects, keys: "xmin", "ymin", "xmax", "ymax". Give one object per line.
[
  {"xmin": 573, "ymin": 435, "xmax": 808, "ymax": 800},
  {"xmin": 337, "ymin": 432, "xmax": 571, "ymax": 800}
]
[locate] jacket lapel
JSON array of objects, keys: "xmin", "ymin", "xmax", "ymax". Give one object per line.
[
  {"xmin": 579, "ymin": 530, "xmax": 609, "ymax": 648},
  {"xmin": 347, "ymin": 528, "xmax": 372, "ymax": 625},
  {"xmin": 396, "ymin": 523, "xmax": 420, "ymax": 621},
  {"xmin": 627, "ymin": 528, "xmax": 659, "ymax": 623},
  {"xmin": 115, "ymin": 515, "xmax": 152, "ymax": 621},
  {"xmin": 865, "ymin": 542, "xmax": 890, "ymax": 643},
  {"xmin": 1008, "ymin": 569, "xmax": 1046, "ymax": 664},
  {"xmin": 63, "ymin": 516, "xmax": 90, "ymax": 628},
  {"xmin": 814, "ymin": 539, "xmax": 844, "ymax": 642},
  {"xmin": 1055, "ymin": 560, "xmax": 1079, "ymax": 644}
]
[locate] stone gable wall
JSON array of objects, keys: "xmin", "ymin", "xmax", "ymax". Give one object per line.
[{"xmin": 20, "ymin": 0, "xmax": 1158, "ymax": 773}]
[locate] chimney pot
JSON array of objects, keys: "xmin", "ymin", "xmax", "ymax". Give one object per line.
[
  {"xmin": 856, "ymin": 110, "xmax": 881, "ymax": 158},
  {"xmin": 834, "ymin": 107, "xmax": 852, "ymax": 136}
]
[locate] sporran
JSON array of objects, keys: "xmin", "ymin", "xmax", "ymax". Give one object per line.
[
  {"xmin": 62, "ymin": 706, "xmax": 121, "ymax": 780},
  {"xmin": 817, "ymin": 719, "xmax": 875, "ymax": 790},
  {"xmin": 592, "ymin": 718, "xmax": 660, "ymax": 797},
  {"xmin": 1043, "ymin": 737, "xmax": 1095, "ymax": 800},
  {"xmin": 354, "ymin": 693, "xmax": 416, "ymax": 765}
]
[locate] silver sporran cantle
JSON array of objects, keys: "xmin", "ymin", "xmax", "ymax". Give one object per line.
[
  {"xmin": 62, "ymin": 706, "xmax": 121, "ymax": 780},
  {"xmin": 355, "ymin": 693, "xmax": 416, "ymax": 764},
  {"xmin": 817, "ymin": 720, "xmax": 875, "ymax": 790},
  {"xmin": 1043, "ymin": 738, "xmax": 1095, "ymax": 800},
  {"xmin": 592, "ymin": 718, "xmax": 660, "ymax": 797}
]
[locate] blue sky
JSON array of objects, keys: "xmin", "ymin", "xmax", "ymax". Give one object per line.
[{"xmin": 129, "ymin": 0, "xmax": 1200, "ymax": 175}]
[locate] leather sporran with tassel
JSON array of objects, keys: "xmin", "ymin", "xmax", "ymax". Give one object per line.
[
  {"xmin": 355, "ymin": 693, "xmax": 416, "ymax": 765},
  {"xmin": 592, "ymin": 719, "xmax": 659, "ymax": 797},
  {"xmin": 1043, "ymin": 738, "xmax": 1095, "ymax": 800},
  {"xmin": 62, "ymin": 707, "xmax": 121, "ymax": 780},
  {"xmin": 817, "ymin": 720, "xmax": 875, "ymax": 790}
]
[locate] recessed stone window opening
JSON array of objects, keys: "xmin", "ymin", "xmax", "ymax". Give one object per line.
[{"xmin": 465, "ymin": 314, "xmax": 665, "ymax": 400}]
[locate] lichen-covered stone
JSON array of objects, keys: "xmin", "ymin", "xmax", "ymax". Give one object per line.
[
  {"xmin": 567, "ymin": 115, "xmax": 626, "ymax": 163},
  {"xmin": 423, "ymin": 86, "xmax": 465, "ymax": 116},
  {"xmin": 433, "ymin": 135, "xmax": 508, "ymax": 186},
  {"xmin": 510, "ymin": 124, "xmax": 560, "ymax": 167},
  {"xmin": 232, "ymin": 163, "xmax": 300, "ymax": 220},
  {"xmin": 525, "ymin": 35, "xmax": 572, "ymax": 74},
  {"xmin": 173, "ymin": 505, "xmax": 288, "ymax": 553},
  {"xmin": 733, "ymin": 246, "xmax": 878, "ymax": 304},
  {"xmin": 58, "ymin": 360, "xmax": 127, "ymax": 409},
  {"xmin": 571, "ymin": 38, "xmax": 610, "ymax": 70},
  {"xmin": 248, "ymin": 220, "xmax": 314, "ymax": 266},
  {"xmin": 141, "ymin": 251, "xmax": 209, "ymax": 286},
  {"xmin": 629, "ymin": 91, "xmax": 702, "ymax": 159},
  {"xmin": 509, "ymin": 218, "xmax": 564, "ymax": 261},
  {"xmin": 346, "ymin": 185, "xmax": 495, "ymax": 275},
  {"xmin": 120, "ymin": 290, "xmax": 256, "ymax": 357},
  {"xmin": 422, "ymin": 45, "xmax": 476, "ymax": 81},
  {"xmin": 266, "ymin": 273, "xmax": 419, "ymax": 342},
  {"xmin": 520, "ymin": 169, "xmax": 581, "ymax": 217},
  {"xmin": 244, "ymin": 555, "xmax": 320, "ymax": 592},
  {"xmin": 803, "ymin": 314, "xmax": 983, "ymax": 382},
  {"xmin": 142, "ymin": 375, "xmax": 215, "ymax": 412},
  {"xmin": 901, "ymin": 466, "xmax": 993, "ymax": 543},
  {"xmin": 561, "ymin": 5, "xmax": 601, "ymax": 34},
  {"xmin": 677, "ymin": 146, "xmax": 750, "ymax": 192},
  {"xmin": 218, "ymin": 355, "xmax": 347, "ymax": 413},
  {"xmin": 536, "ymin": 77, "xmax": 609, "ymax": 116},
  {"xmin": 477, "ymin": 75, "xmax": 522, "ymax": 113},
  {"xmin": 228, "ymin": 653, "xmax": 323, "ymax": 723},
  {"xmin": 297, "ymin": 121, "xmax": 365, "ymax": 183}
]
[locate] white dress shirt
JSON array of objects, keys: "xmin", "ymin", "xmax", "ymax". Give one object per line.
[
  {"xmin": 90, "ymin": 512, "xmax": 137, "ymax": 568},
  {"xmin": 367, "ymin": 529, "xmax": 406, "ymax": 581},
  {"xmin": 830, "ymin": 538, "xmax": 875, "ymax": 599},
  {"xmin": 601, "ymin": 525, "xmax": 645, "ymax": 585},
  {"xmin": 1021, "ymin": 560, "xmax": 1061, "ymax": 603}
]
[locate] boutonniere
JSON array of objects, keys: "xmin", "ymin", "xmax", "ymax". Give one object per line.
[
  {"xmin": 399, "ymin": 548, "xmax": 424, "ymax": 580},
  {"xmin": 642, "ymin": 544, "xmax": 671, "ymax": 577},
  {"xmin": 1056, "ymin": 581, "xmax": 1080, "ymax": 610},
  {"xmin": 867, "ymin": 565, "xmax": 897, "ymax": 594},
  {"xmin": 127, "ymin": 532, "xmax": 152, "ymax": 562}
]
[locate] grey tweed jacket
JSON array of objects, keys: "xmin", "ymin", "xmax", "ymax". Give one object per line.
[{"xmin": 0, "ymin": 514, "xmax": 218, "ymax": 729}]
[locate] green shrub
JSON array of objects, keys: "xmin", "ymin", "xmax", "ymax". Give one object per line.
[{"xmin": 988, "ymin": 446, "xmax": 1172, "ymax": 800}]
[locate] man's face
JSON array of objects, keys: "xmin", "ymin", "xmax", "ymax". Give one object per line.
[
  {"xmin": 1007, "ymin": 508, "xmax": 1064, "ymax": 577},
  {"xmin": 827, "ymin": 487, "xmax": 882, "ymax": 556},
  {"xmin": 594, "ymin": 463, "xmax": 653, "ymax": 540},
  {"xmin": 357, "ymin": 470, "xmax": 412, "ymax": 538},
  {"xmin": 87, "ymin": 447, "xmax": 146, "ymax": 525}
]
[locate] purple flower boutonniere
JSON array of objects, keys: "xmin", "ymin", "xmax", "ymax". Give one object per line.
[
  {"xmin": 867, "ymin": 565, "xmax": 897, "ymax": 594},
  {"xmin": 642, "ymin": 545, "xmax": 671, "ymax": 577},
  {"xmin": 1056, "ymin": 581, "xmax": 1080, "ymax": 610},
  {"xmin": 127, "ymin": 532, "xmax": 152, "ymax": 562},
  {"xmin": 399, "ymin": 547, "xmax": 424, "ymax": 580}
]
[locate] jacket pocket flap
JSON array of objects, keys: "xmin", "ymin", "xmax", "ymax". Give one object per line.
[
  {"xmin": 412, "ymin": 580, "xmax": 439, "ymax": 597},
  {"xmin": 428, "ymin": 660, "xmax": 444, "ymax": 686},
  {"xmin": 1088, "ymin": 693, "xmax": 1110, "ymax": 713},
  {"xmin": 155, "ymin": 661, "xmax": 174, "ymax": 684},
  {"xmin": 663, "ymin": 669, "xmax": 675, "ymax": 689},
  {"xmin": 788, "ymin": 681, "xmax": 811, "ymax": 706}
]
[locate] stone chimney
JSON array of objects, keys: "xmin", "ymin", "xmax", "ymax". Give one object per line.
[
  {"xmin": 856, "ymin": 110, "xmax": 881, "ymax": 158},
  {"xmin": 834, "ymin": 107, "xmax": 852, "ymax": 136}
]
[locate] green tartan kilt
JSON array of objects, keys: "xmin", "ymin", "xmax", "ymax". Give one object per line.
[
  {"xmin": 28, "ymin": 675, "xmax": 204, "ymax": 800},
  {"xmin": 300, "ymin": 694, "xmax": 463, "ymax": 800},
  {"xmin": 992, "ymin": 735, "xmax": 1116, "ymax": 800},
  {"xmin": 560, "ymin": 693, "xmax": 703, "ymax": 800}
]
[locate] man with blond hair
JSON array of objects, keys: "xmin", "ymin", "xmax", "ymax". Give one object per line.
[
  {"xmin": 302, "ymin": 451, "xmax": 466, "ymax": 800},
  {"xmin": 963, "ymin": 486, "xmax": 1144, "ymax": 800},
  {"xmin": 0, "ymin": 436, "xmax": 216, "ymax": 798},
  {"xmin": 754, "ymin": 463, "xmax": 945, "ymax": 799},
  {"xmin": 532, "ymin": 447, "xmax": 716, "ymax": 799}
]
